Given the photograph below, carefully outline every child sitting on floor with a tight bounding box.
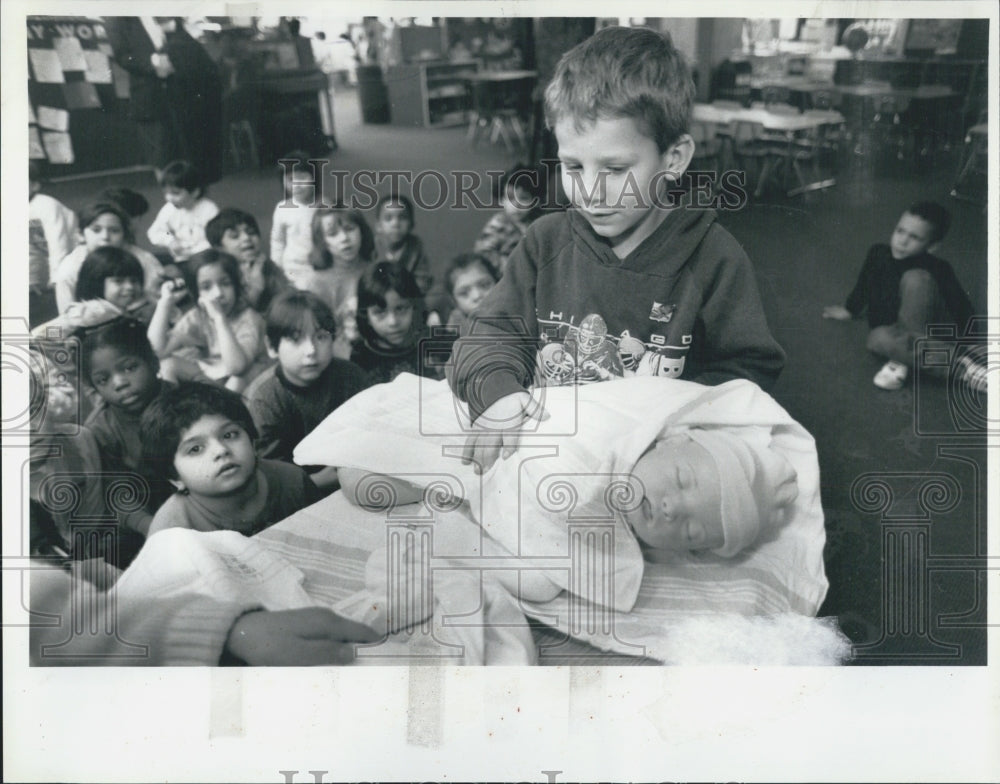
[148,249,270,392]
[270,150,323,289]
[307,204,375,317]
[142,382,321,536]
[349,261,444,385]
[444,252,500,336]
[147,159,219,264]
[206,207,290,313]
[472,164,544,276]
[373,191,433,296]
[34,247,155,337]
[29,161,78,327]
[53,201,164,314]
[246,290,370,494]
[823,201,984,392]
[81,318,175,537]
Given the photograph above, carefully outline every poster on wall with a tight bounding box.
[27,15,140,175]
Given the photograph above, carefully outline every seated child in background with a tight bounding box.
[350,261,445,385]
[29,348,106,556]
[34,247,155,337]
[444,253,500,336]
[147,159,219,264]
[307,204,375,316]
[472,164,544,276]
[142,382,322,536]
[148,249,270,392]
[823,201,984,392]
[332,295,359,360]
[373,192,433,296]
[53,202,164,314]
[451,26,785,473]
[270,150,323,289]
[82,318,175,537]
[29,161,78,327]
[246,291,370,494]
[99,187,150,224]
[206,208,290,313]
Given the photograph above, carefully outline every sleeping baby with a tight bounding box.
[340,420,800,605]
[624,426,799,561]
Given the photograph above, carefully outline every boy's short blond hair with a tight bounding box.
[543,26,695,152]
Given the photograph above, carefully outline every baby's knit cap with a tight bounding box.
[685,428,798,558]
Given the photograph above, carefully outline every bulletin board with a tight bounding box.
[27,16,146,178]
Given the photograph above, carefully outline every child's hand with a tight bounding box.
[822,305,852,320]
[159,278,188,306]
[224,607,380,666]
[460,391,549,474]
[200,293,227,321]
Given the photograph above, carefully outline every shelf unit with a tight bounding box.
[385,60,481,128]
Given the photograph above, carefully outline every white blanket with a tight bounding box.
[283,375,847,663]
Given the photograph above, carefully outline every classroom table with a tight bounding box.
[693,103,846,196]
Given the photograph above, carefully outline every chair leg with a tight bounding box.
[754,156,775,198]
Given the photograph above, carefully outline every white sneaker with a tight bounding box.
[874,360,909,390]
[958,356,988,394]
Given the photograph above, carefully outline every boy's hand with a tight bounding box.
[822,305,852,320]
[225,607,380,666]
[460,391,549,474]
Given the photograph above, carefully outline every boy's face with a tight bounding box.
[171,414,257,498]
[219,223,262,265]
[625,436,724,553]
[163,186,198,210]
[451,264,496,316]
[88,346,157,414]
[270,312,335,387]
[555,115,692,250]
[377,204,412,246]
[890,212,936,260]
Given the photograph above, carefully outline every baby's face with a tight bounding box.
[625,436,724,552]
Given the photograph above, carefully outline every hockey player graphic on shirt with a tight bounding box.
[562,314,624,383]
[536,309,690,386]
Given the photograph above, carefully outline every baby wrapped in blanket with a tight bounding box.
[339,377,801,610]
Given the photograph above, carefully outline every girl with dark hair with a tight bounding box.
[350,261,445,385]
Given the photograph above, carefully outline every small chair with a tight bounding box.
[732,120,774,197]
[870,95,913,163]
[466,78,530,153]
[689,119,724,175]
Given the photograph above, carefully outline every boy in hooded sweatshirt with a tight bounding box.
[449,26,785,472]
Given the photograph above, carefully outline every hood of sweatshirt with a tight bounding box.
[565,205,719,277]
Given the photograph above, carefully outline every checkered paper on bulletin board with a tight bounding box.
[28,16,139,174]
